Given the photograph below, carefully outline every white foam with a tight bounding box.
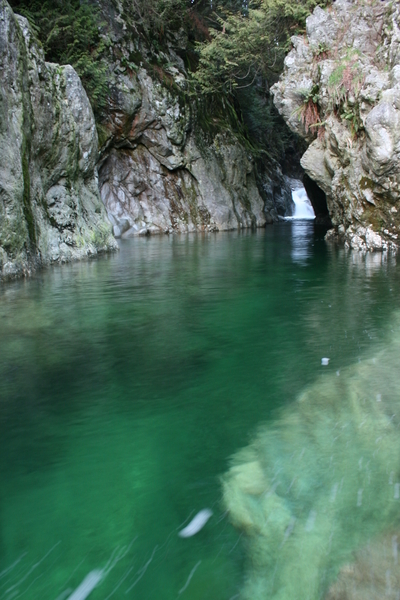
[287,187,315,220]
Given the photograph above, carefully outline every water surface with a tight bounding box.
[1,223,400,599]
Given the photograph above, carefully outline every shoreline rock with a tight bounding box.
[0,0,117,283]
[272,0,400,252]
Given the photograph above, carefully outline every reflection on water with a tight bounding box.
[348,247,396,277]
[291,221,315,265]
[1,225,400,599]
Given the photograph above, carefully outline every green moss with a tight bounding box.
[21,148,36,248]
[96,123,111,149]
[14,13,37,251]
[359,176,374,190]
[90,223,112,249]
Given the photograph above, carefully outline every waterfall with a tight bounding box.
[287,186,315,220]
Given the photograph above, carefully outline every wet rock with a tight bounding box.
[326,532,400,600]
[222,313,400,599]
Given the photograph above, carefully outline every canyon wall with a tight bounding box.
[273,0,400,251]
[0,0,117,281]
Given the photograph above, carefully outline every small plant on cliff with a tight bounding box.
[294,84,324,137]
[312,42,330,61]
[328,51,365,135]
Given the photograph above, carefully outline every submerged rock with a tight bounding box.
[272,0,400,251]
[326,531,400,600]
[223,313,400,599]
[0,0,117,282]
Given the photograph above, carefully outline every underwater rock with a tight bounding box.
[326,531,400,600]
[223,314,400,599]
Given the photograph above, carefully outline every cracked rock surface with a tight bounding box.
[0,0,117,281]
[272,0,400,251]
[96,0,291,236]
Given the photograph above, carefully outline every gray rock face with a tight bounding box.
[0,0,117,281]
[95,1,290,235]
[272,0,400,251]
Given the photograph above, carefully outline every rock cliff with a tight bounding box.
[0,0,294,282]
[94,0,292,237]
[272,0,400,251]
[0,0,118,281]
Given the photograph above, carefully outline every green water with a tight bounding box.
[1,223,400,600]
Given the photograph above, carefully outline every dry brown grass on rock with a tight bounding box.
[302,99,321,134]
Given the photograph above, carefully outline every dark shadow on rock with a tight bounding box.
[303,174,332,227]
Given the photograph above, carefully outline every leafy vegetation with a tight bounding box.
[8,0,332,163]
[192,0,331,95]
[9,0,109,118]
[189,0,331,160]
[124,0,187,37]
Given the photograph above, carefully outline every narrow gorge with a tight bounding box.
[2,2,400,600]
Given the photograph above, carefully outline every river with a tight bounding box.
[1,223,400,599]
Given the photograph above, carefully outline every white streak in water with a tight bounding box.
[330,483,339,503]
[305,510,317,532]
[125,545,158,593]
[61,558,87,589]
[216,510,228,524]
[0,554,27,580]
[13,556,57,599]
[178,561,201,594]
[104,565,134,600]
[103,537,137,578]
[178,509,213,538]
[55,589,73,600]
[280,517,296,547]
[66,571,103,600]
[229,533,243,554]
[5,542,61,595]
